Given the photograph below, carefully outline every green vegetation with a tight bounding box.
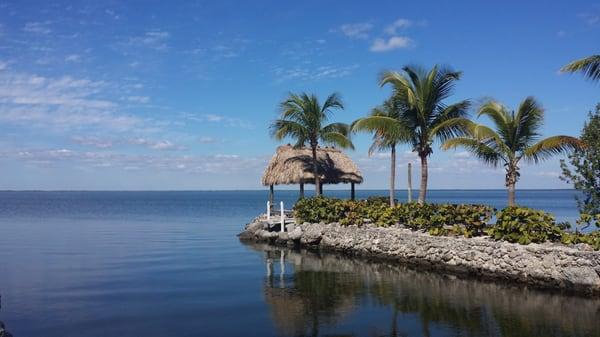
[486,206,565,244]
[442,97,583,206]
[270,92,353,196]
[294,196,600,249]
[561,55,600,82]
[378,65,471,204]
[561,104,600,228]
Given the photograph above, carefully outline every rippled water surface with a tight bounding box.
[0,190,598,337]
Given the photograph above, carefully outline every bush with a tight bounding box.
[486,207,565,244]
[294,197,494,235]
[560,228,600,250]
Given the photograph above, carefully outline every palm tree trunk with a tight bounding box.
[506,164,517,207]
[311,145,320,196]
[389,144,396,207]
[418,154,428,204]
[508,182,516,207]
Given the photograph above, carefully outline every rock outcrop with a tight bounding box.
[239,219,600,295]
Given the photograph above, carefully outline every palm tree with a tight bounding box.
[352,97,410,206]
[442,97,584,206]
[271,92,354,196]
[561,55,600,82]
[380,65,471,204]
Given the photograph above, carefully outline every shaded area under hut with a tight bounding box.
[262,145,363,206]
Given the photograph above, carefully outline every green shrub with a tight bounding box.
[561,230,600,250]
[487,207,565,244]
[294,197,493,234]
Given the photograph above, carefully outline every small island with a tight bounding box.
[241,63,600,297]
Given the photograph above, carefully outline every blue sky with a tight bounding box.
[0,0,598,190]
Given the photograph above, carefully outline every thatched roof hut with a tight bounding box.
[262,145,362,201]
[262,145,363,186]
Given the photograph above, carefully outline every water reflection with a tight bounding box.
[246,243,600,337]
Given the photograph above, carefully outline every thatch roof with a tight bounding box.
[262,145,363,186]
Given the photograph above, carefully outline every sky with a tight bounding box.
[0,0,599,190]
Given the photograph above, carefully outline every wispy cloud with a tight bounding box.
[384,18,412,35]
[72,135,114,149]
[129,138,183,151]
[335,22,373,39]
[65,54,82,63]
[182,113,253,128]
[273,64,359,82]
[11,147,267,175]
[370,36,412,52]
[23,21,52,35]
[127,30,170,51]
[125,95,150,104]
[0,70,143,132]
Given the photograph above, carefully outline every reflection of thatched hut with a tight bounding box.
[262,145,363,202]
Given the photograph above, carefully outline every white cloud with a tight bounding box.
[199,136,217,144]
[72,136,114,149]
[273,64,358,82]
[452,151,471,159]
[129,138,182,151]
[65,54,82,63]
[23,21,52,35]
[127,30,170,51]
[0,70,143,131]
[126,95,150,104]
[10,147,267,175]
[0,61,7,71]
[370,36,412,52]
[384,18,412,35]
[337,23,373,39]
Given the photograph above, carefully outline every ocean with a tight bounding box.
[0,190,598,337]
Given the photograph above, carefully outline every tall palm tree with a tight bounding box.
[380,65,471,204]
[442,97,584,206]
[352,97,410,206]
[271,92,354,196]
[561,55,600,82]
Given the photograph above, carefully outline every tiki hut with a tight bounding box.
[262,145,363,203]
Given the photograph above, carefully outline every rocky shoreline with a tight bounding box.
[238,216,600,296]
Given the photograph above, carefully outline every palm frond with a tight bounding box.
[270,119,309,146]
[321,131,354,150]
[321,92,344,115]
[442,137,502,167]
[561,55,600,81]
[514,96,543,147]
[430,116,471,143]
[523,135,584,163]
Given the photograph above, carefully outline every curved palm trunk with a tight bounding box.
[311,145,320,196]
[418,154,428,204]
[390,144,396,207]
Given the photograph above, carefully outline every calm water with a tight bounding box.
[0,190,598,337]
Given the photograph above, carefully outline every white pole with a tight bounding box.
[280,201,285,232]
[267,201,271,220]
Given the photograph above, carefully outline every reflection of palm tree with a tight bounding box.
[243,243,600,337]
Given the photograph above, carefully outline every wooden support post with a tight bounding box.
[269,184,274,212]
[299,181,304,199]
[267,201,271,220]
[280,201,285,232]
[407,163,412,203]
[351,182,355,201]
